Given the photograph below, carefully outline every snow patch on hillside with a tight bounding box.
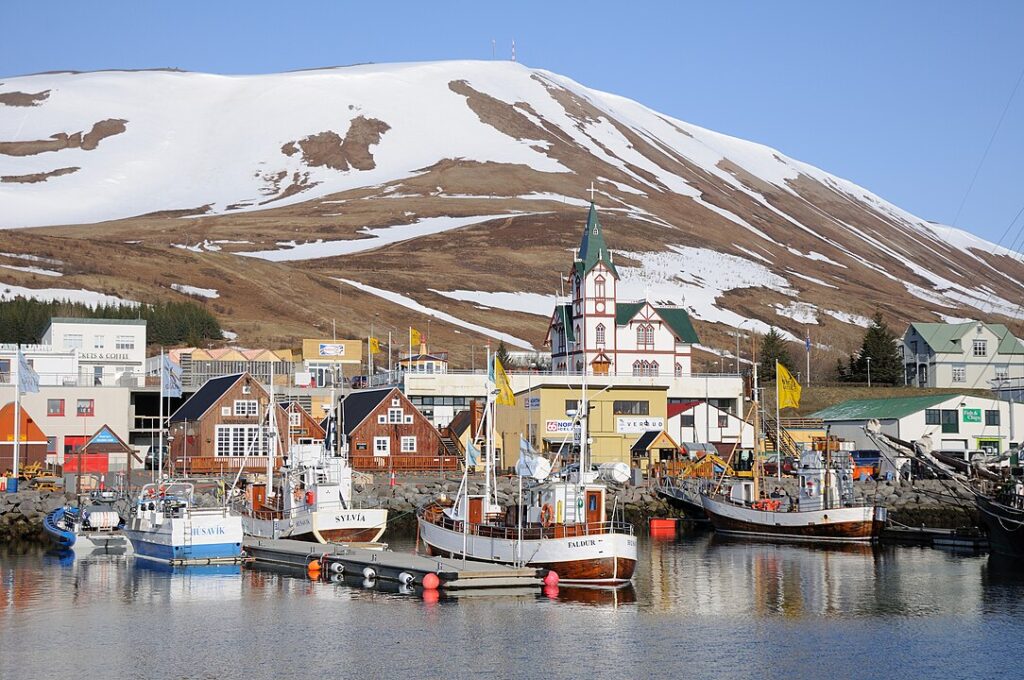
[0,264,63,277]
[336,278,535,349]
[0,283,137,306]
[824,310,871,326]
[614,246,798,339]
[430,289,556,316]
[241,213,526,262]
[171,283,219,298]
[775,302,819,324]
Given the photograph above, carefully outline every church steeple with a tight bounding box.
[576,201,619,279]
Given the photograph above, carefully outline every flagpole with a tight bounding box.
[13,345,21,485]
[158,348,165,482]
[806,329,811,386]
[775,361,781,481]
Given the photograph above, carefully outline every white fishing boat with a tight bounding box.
[124,482,244,563]
[418,353,637,585]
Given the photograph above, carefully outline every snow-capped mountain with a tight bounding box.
[0,61,1020,356]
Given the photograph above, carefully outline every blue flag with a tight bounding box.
[466,440,480,467]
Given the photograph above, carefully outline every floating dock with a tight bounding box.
[881,526,988,551]
[243,538,547,589]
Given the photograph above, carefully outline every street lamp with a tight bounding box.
[866,356,872,388]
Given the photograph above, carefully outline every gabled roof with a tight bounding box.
[812,394,956,421]
[447,408,473,437]
[631,430,679,454]
[83,424,132,453]
[548,303,574,343]
[169,373,245,422]
[574,202,619,279]
[340,387,397,435]
[615,301,700,344]
[667,401,702,418]
[910,322,1024,355]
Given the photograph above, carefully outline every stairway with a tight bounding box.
[762,413,800,459]
[439,436,461,458]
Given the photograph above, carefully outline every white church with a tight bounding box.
[545,202,700,376]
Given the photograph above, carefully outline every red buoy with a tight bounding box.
[543,570,559,586]
[422,572,440,590]
[305,490,315,505]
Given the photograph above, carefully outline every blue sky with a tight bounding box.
[2,1,1022,243]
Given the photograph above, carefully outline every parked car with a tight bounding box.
[763,455,796,477]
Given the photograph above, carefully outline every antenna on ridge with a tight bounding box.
[492,39,496,60]
[511,40,516,62]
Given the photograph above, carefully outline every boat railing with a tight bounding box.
[994,491,1024,511]
[421,506,633,540]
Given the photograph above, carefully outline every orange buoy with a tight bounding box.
[543,570,560,587]
[307,560,322,578]
[305,490,315,505]
[422,572,440,590]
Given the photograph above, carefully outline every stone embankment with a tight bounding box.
[0,476,979,543]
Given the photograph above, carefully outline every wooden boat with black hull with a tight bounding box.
[417,354,637,586]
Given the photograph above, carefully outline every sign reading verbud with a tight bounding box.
[616,417,665,434]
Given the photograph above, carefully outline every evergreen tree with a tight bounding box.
[757,328,795,383]
[495,341,512,368]
[845,312,902,385]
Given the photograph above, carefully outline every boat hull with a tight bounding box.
[125,508,243,563]
[975,495,1024,558]
[701,495,885,543]
[417,517,637,585]
[242,508,388,544]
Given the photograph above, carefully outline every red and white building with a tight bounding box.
[546,202,700,376]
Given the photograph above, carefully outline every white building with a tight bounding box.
[546,202,698,377]
[0,343,78,386]
[903,321,1024,388]
[43,318,147,387]
[668,400,755,452]
[814,393,1024,453]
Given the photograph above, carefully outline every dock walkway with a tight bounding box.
[243,538,546,589]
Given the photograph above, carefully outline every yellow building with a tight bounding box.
[300,338,364,419]
[495,382,669,468]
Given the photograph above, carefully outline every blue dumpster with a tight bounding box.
[6,478,17,493]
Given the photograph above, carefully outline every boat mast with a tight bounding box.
[266,364,276,500]
[752,361,761,502]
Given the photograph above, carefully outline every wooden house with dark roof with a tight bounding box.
[277,401,326,447]
[340,387,456,472]
[167,372,283,475]
[545,202,699,376]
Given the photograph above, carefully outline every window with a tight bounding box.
[288,412,301,427]
[242,385,252,395]
[986,410,1000,426]
[233,399,258,417]
[76,399,94,417]
[0,359,8,382]
[388,408,404,424]
[973,339,987,357]
[650,361,659,376]
[632,360,643,376]
[404,415,413,424]
[93,366,103,386]
[925,409,940,425]
[636,324,654,348]
[595,276,606,299]
[46,436,57,454]
[910,340,918,356]
[115,335,135,350]
[681,415,695,427]
[391,398,400,407]
[613,400,649,415]
[400,436,417,453]
[356,442,368,451]
[93,335,105,349]
[378,414,387,424]
[675,363,682,377]
[47,399,64,416]
[952,364,966,383]
[718,415,729,428]
[941,410,959,434]
[595,323,606,345]
[221,406,230,416]
[996,365,1010,381]
[65,334,83,350]
[374,437,390,455]
[565,399,580,413]
[214,425,264,457]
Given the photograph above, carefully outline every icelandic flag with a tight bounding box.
[17,350,39,394]
[162,354,183,398]
[465,440,481,467]
[805,332,811,353]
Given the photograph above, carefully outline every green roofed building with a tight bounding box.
[903,321,1024,388]
[545,200,699,377]
[812,393,1022,453]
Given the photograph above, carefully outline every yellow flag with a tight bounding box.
[369,337,381,354]
[777,361,801,410]
[410,327,422,347]
[494,356,515,406]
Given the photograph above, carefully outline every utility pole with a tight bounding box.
[867,357,872,388]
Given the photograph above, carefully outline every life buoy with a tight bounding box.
[540,503,555,528]
[305,490,315,505]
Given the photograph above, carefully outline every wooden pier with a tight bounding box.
[243,538,548,589]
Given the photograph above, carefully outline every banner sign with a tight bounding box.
[545,419,575,434]
[524,396,540,410]
[318,343,346,357]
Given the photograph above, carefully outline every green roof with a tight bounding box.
[614,302,700,344]
[910,322,1024,355]
[655,307,700,344]
[51,317,146,326]
[813,394,956,421]
[575,202,618,279]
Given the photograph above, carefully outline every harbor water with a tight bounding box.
[2,532,1022,679]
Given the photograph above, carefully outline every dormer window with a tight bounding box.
[595,276,606,300]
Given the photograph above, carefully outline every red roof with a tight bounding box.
[667,401,702,418]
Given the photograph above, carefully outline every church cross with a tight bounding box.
[588,181,597,202]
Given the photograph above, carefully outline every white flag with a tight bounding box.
[18,351,39,394]
[515,436,551,481]
[162,354,183,398]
